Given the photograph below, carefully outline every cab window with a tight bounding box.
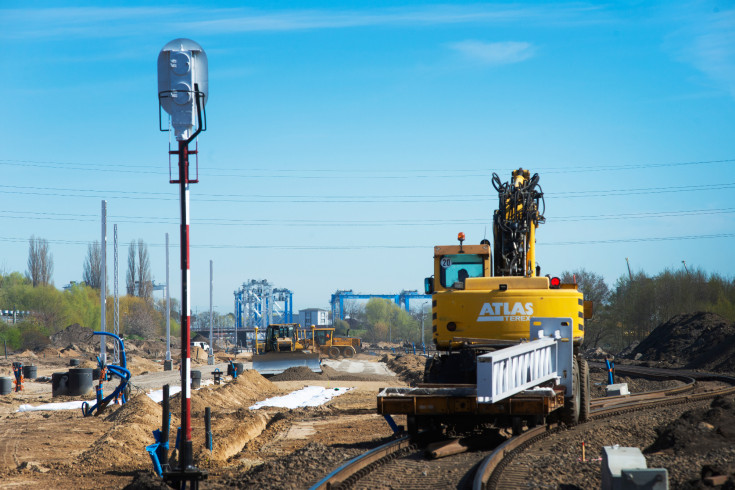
[440,254,484,288]
[314,330,331,345]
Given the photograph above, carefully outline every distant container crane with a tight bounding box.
[234,280,294,330]
[330,289,430,322]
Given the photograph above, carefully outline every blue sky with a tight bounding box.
[1,2,734,316]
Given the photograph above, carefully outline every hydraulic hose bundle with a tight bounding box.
[491,169,545,277]
[81,332,131,417]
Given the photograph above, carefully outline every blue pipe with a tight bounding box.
[605,358,615,385]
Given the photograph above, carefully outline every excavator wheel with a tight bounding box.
[578,357,591,422]
[342,346,356,358]
[328,346,340,359]
[561,356,581,426]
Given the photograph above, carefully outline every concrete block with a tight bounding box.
[606,382,630,396]
[602,446,646,490]
[621,468,668,489]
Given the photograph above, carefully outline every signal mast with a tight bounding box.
[157,38,208,488]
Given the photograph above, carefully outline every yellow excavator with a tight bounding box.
[378,169,593,434]
[252,323,322,376]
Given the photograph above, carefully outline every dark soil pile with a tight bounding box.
[50,323,95,347]
[380,354,426,386]
[269,364,395,383]
[646,396,735,455]
[269,366,323,381]
[628,312,735,372]
[215,441,363,489]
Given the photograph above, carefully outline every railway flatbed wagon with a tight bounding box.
[377,385,565,418]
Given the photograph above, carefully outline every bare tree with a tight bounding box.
[83,241,103,289]
[26,235,53,287]
[137,239,153,300]
[126,241,137,296]
[126,239,153,299]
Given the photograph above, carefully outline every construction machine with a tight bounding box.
[378,169,593,435]
[299,326,362,359]
[251,323,322,376]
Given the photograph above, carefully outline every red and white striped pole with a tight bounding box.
[177,140,193,468]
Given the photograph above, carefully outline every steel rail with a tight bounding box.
[309,435,414,490]
[309,366,733,490]
[473,368,735,490]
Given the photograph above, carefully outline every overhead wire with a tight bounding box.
[0,233,732,249]
[0,208,734,226]
[1,182,735,203]
[0,157,733,179]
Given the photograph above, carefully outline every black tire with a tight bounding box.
[561,356,581,426]
[578,357,591,423]
[424,355,438,383]
[343,346,356,358]
[328,346,340,359]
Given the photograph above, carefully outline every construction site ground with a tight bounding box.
[0,338,412,490]
[1,312,735,488]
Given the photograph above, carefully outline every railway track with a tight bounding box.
[310,365,735,490]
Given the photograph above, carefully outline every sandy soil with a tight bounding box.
[0,339,409,489]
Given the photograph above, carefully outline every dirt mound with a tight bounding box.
[628,312,735,372]
[380,354,425,386]
[174,370,281,415]
[104,392,162,425]
[191,346,208,361]
[270,366,323,381]
[78,394,167,471]
[646,396,735,455]
[194,409,269,463]
[50,323,95,347]
[16,350,38,359]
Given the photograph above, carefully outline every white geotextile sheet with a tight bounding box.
[249,385,351,410]
[15,381,345,412]
[16,379,214,412]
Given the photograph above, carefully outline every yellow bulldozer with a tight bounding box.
[251,323,321,375]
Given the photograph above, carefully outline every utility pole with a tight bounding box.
[682,260,691,277]
[420,306,424,346]
[164,232,171,370]
[625,257,633,282]
[208,259,214,365]
[100,200,107,364]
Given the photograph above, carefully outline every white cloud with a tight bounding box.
[0,5,608,40]
[448,41,535,65]
[665,6,735,98]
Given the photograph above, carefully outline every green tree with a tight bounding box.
[63,282,101,329]
[364,298,419,343]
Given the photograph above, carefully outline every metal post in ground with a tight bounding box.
[208,260,214,365]
[164,232,172,371]
[100,200,107,364]
[158,38,208,488]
